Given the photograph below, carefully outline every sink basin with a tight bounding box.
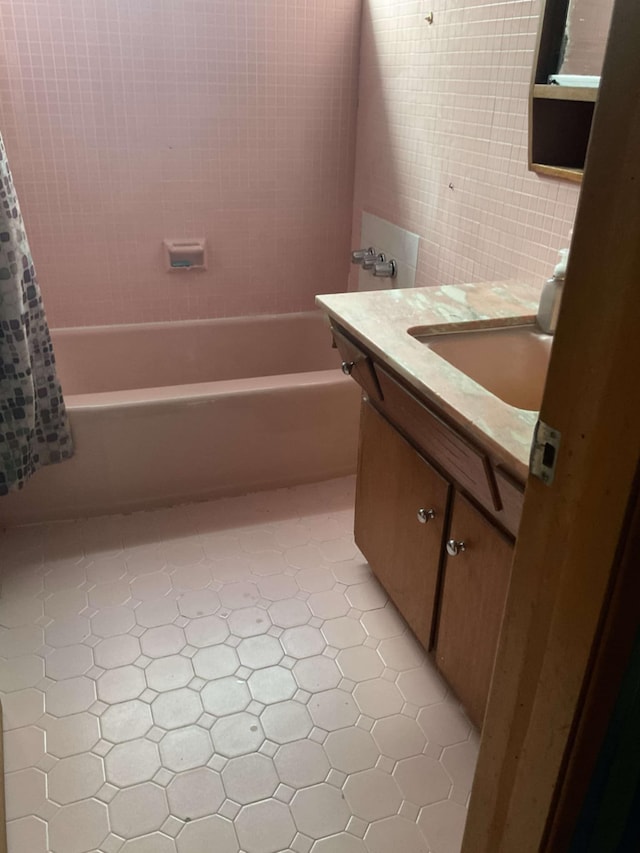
[410,324,552,411]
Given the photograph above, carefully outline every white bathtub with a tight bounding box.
[0,312,360,525]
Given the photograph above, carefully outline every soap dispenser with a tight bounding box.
[537,248,568,334]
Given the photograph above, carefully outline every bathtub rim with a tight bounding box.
[65,368,350,412]
[51,308,330,335]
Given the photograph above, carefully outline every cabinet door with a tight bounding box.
[435,493,514,728]
[355,401,450,649]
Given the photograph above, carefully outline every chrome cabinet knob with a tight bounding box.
[417,508,436,524]
[446,539,466,557]
[341,361,355,376]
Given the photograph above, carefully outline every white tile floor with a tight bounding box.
[0,477,478,853]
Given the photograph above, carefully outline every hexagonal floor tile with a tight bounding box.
[94,635,141,669]
[290,783,350,838]
[323,728,379,774]
[140,625,186,658]
[248,666,297,704]
[109,782,170,838]
[152,687,203,729]
[46,676,96,716]
[268,599,312,629]
[237,635,283,669]
[221,753,279,804]
[101,699,154,742]
[44,712,101,757]
[185,616,229,648]
[159,726,213,772]
[235,800,295,853]
[48,752,105,805]
[97,666,146,704]
[312,833,367,852]
[260,700,313,744]
[176,815,237,852]
[227,607,271,639]
[201,676,250,716]
[393,755,452,806]
[417,799,468,853]
[365,815,429,853]
[308,689,359,731]
[336,646,384,681]
[0,479,474,853]
[307,591,350,620]
[146,656,193,692]
[192,645,238,680]
[417,701,471,747]
[211,712,264,758]
[91,605,136,638]
[372,715,426,760]
[321,616,366,649]
[122,833,176,853]
[48,798,109,853]
[281,626,325,658]
[4,726,45,772]
[353,679,404,719]
[105,738,162,787]
[343,769,402,822]
[273,739,330,789]
[440,740,479,794]
[177,589,220,619]
[167,767,225,820]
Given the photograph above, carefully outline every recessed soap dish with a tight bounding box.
[164,239,207,271]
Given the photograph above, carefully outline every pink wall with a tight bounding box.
[349,0,581,293]
[0,0,361,327]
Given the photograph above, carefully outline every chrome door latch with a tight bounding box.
[530,419,561,485]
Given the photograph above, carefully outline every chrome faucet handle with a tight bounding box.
[373,259,397,279]
[362,252,386,270]
[351,247,377,265]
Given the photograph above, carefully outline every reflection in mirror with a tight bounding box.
[559,0,615,79]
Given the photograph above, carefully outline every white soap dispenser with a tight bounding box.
[537,248,568,334]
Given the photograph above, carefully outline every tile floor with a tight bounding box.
[0,477,478,853]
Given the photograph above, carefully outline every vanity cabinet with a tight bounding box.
[355,402,450,648]
[435,493,514,728]
[334,320,521,728]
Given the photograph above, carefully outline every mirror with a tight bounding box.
[559,0,614,78]
[529,0,615,182]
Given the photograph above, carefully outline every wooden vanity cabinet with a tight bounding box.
[355,402,450,648]
[333,320,521,727]
[435,493,514,729]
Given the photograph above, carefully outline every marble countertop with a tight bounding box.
[316,280,544,481]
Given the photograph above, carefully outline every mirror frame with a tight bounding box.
[529,0,599,183]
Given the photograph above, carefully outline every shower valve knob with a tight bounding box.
[351,247,377,265]
[363,252,386,270]
[373,259,397,278]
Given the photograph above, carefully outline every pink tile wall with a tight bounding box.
[350,0,581,293]
[0,0,361,327]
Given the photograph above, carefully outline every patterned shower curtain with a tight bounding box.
[0,133,73,495]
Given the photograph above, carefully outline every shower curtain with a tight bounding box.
[0,133,73,495]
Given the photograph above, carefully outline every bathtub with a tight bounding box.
[0,312,360,526]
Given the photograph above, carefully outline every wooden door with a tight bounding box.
[436,493,514,728]
[355,401,450,649]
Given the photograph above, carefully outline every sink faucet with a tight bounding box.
[537,249,568,334]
